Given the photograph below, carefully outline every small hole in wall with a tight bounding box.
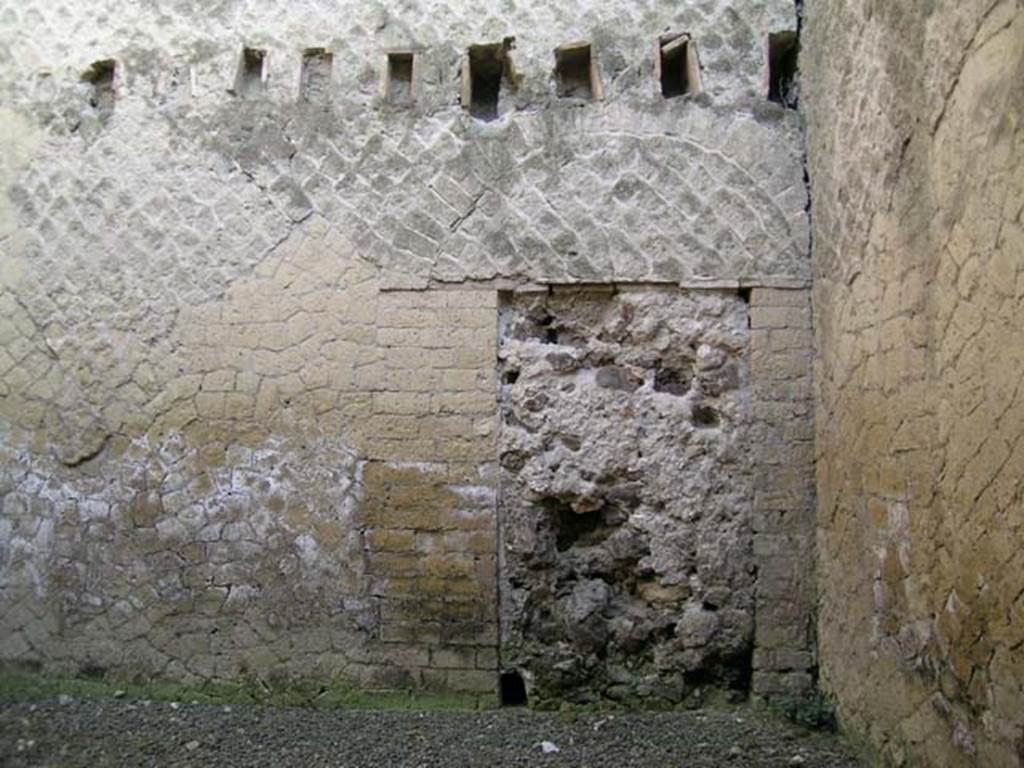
[768,31,799,107]
[235,47,267,98]
[503,369,520,385]
[556,508,605,551]
[466,42,508,121]
[659,34,701,98]
[692,404,720,428]
[654,365,693,396]
[300,48,333,103]
[698,648,754,694]
[738,288,753,329]
[77,662,107,680]
[387,52,414,104]
[500,671,528,706]
[82,59,116,114]
[555,42,597,100]
[547,499,607,551]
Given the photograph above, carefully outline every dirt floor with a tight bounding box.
[0,694,865,767]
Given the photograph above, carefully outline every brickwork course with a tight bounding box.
[1,0,1018,762]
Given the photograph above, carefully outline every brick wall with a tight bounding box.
[358,289,499,695]
[748,287,816,698]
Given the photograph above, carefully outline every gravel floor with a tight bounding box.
[0,696,863,767]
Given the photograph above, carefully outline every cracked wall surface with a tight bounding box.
[804,0,1024,764]
[1,0,812,698]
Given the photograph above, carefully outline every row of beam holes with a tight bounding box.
[80,34,799,118]
[465,33,798,119]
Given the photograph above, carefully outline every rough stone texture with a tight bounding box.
[0,0,813,699]
[497,288,755,706]
[803,0,1024,764]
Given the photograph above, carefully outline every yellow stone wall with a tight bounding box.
[804,0,1024,764]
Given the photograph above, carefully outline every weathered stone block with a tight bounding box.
[431,646,477,670]
[446,668,497,695]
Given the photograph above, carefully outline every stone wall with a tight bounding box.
[494,284,814,706]
[803,0,1024,764]
[497,287,756,706]
[0,0,813,701]
[748,287,815,699]
[1,218,500,694]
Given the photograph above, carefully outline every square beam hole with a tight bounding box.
[387,52,414,104]
[300,48,333,103]
[466,42,506,121]
[768,31,799,107]
[659,34,700,98]
[555,42,598,100]
[235,47,267,98]
[82,59,116,114]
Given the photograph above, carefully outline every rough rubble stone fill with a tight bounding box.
[497,289,754,706]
